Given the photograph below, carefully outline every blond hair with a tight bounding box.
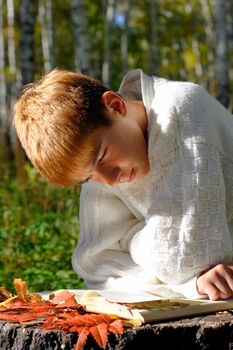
[13,69,111,185]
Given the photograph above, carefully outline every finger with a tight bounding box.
[197,264,233,300]
[219,290,233,299]
[213,276,231,295]
[213,265,233,298]
[203,283,220,301]
[198,276,229,300]
[224,263,233,271]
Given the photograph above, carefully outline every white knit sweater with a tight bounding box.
[72,69,233,299]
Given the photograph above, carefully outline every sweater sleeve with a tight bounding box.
[129,83,233,287]
[72,181,205,298]
[72,181,149,290]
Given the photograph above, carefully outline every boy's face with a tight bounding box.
[81,97,149,186]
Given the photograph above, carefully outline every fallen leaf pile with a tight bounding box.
[0,279,135,350]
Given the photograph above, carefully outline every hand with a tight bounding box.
[196,262,233,301]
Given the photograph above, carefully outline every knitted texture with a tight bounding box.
[72,70,233,298]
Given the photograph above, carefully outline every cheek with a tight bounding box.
[110,134,146,164]
[110,147,131,166]
[127,140,146,158]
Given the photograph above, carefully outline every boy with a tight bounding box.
[14,68,233,300]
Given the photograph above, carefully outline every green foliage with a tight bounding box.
[1,0,232,294]
[0,163,84,292]
[9,0,230,92]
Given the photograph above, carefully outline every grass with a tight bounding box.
[0,162,84,292]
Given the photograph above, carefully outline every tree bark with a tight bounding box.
[70,0,93,75]
[7,0,16,75]
[121,0,133,75]
[192,39,203,80]
[199,0,215,90]
[102,0,117,86]
[19,0,37,86]
[214,0,230,108]
[225,0,233,112]
[39,0,54,73]
[14,0,37,182]
[7,0,20,167]
[0,0,9,169]
[149,0,159,75]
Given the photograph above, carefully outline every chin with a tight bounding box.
[133,163,150,182]
[137,170,148,181]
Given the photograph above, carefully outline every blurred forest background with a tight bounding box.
[0,0,233,292]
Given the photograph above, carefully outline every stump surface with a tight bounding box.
[1,311,233,349]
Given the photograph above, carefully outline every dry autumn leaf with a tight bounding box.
[0,279,130,350]
[13,279,30,303]
[0,287,12,302]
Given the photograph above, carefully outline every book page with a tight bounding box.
[40,289,168,303]
[39,289,233,322]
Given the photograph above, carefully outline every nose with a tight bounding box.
[93,165,121,186]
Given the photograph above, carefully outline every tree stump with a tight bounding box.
[0,311,233,349]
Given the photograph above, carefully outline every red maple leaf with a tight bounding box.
[50,291,75,304]
[43,311,125,349]
[108,319,124,334]
[90,322,108,349]
[75,326,89,350]
[0,280,127,350]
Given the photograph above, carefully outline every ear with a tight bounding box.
[102,91,127,116]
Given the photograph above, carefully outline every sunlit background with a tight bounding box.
[0,0,232,292]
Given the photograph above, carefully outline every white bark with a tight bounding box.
[102,0,117,86]
[70,0,92,75]
[199,0,215,88]
[192,39,203,80]
[225,0,233,111]
[200,0,215,41]
[39,0,53,73]
[0,0,8,141]
[7,0,18,151]
[7,0,16,74]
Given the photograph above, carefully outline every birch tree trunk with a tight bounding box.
[39,0,54,73]
[19,0,36,86]
[13,0,37,182]
[121,0,133,75]
[177,39,187,80]
[102,0,117,86]
[7,0,17,104]
[0,0,9,168]
[149,0,159,75]
[214,0,230,107]
[7,0,16,75]
[199,0,215,90]
[7,0,20,160]
[225,0,233,112]
[192,39,203,80]
[70,0,92,75]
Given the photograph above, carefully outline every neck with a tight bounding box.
[126,100,148,137]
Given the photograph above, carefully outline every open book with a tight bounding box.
[41,289,233,324]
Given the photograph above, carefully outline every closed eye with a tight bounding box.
[98,148,107,164]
